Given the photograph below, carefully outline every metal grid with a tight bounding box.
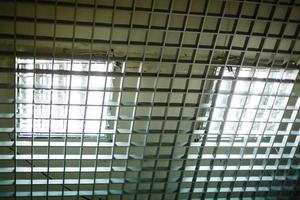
[0,0,300,199]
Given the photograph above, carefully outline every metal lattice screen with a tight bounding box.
[0,0,300,199]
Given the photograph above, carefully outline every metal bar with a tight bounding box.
[61,0,78,198]
[148,0,175,199]
[1,0,299,23]
[46,0,58,198]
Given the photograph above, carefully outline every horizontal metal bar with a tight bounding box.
[1,140,298,148]
[9,87,300,97]
[1,67,298,83]
[1,51,299,67]
[9,101,300,111]
[0,16,299,39]
[13,129,300,136]
[0,165,299,174]
[0,186,295,197]
[1,0,299,22]
[0,33,299,57]
[0,175,298,186]
[0,154,294,161]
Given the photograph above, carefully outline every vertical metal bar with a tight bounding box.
[252,1,296,198]
[132,1,156,200]
[147,0,175,199]
[13,0,17,198]
[161,0,193,198]
[123,0,138,198]
[61,0,78,198]
[184,0,211,199]
[90,0,117,199]
[194,2,229,199]
[271,25,300,200]
[75,0,98,198]
[30,1,38,199]
[223,3,260,199]
[213,2,244,199]
[104,0,120,197]
[239,1,280,198]
[46,1,58,199]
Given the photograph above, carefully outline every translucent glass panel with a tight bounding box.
[209,68,298,135]
[16,58,114,138]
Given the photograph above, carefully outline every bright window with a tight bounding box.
[209,67,299,135]
[16,58,115,139]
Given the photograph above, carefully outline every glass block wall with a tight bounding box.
[0,0,299,199]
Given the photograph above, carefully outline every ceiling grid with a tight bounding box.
[0,0,299,199]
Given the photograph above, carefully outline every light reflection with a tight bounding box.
[16,58,114,138]
[209,67,298,135]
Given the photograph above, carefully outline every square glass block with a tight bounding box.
[86,106,103,119]
[223,122,238,134]
[34,89,51,103]
[85,120,100,133]
[53,61,71,70]
[33,119,50,132]
[269,69,284,79]
[283,69,298,80]
[219,80,232,92]
[17,104,32,117]
[235,81,250,93]
[70,91,86,104]
[90,62,113,72]
[269,110,284,122]
[17,118,32,132]
[254,68,269,78]
[69,105,85,119]
[241,109,256,121]
[278,83,294,95]
[89,76,107,89]
[274,97,288,109]
[17,88,33,103]
[230,95,247,108]
[35,74,52,88]
[72,62,89,71]
[227,108,242,121]
[34,105,50,118]
[255,109,270,122]
[51,105,68,118]
[264,82,280,95]
[245,95,261,108]
[18,73,34,87]
[52,90,69,104]
[250,81,265,94]
[53,75,70,88]
[259,96,275,108]
[87,91,105,105]
[212,108,225,120]
[239,68,253,77]
[237,122,252,134]
[71,75,88,89]
[265,123,279,133]
[215,94,229,106]
[68,120,84,133]
[209,122,222,133]
[252,122,266,134]
[51,120,67,132]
